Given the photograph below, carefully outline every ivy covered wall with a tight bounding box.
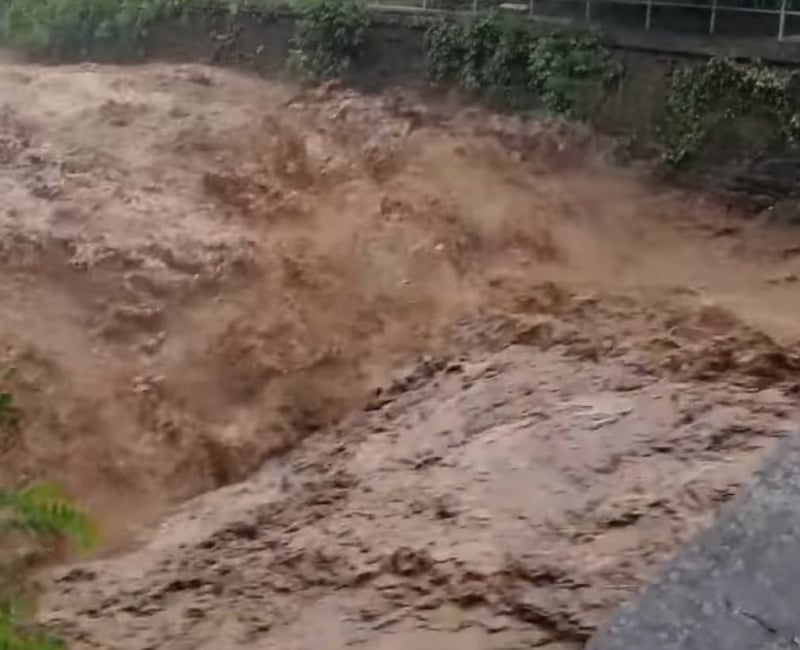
[3,0,800,205]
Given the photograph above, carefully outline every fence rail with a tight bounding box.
[369,0,800,41]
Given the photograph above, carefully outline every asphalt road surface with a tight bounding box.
[590,434,800,650]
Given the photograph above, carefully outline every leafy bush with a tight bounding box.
[288,0,367,81]
[0,483,96,551]
[4,0,152,55]
[482,23,535,107]
[425,15,615,114]
[528,32,615,114]
[458,12,503,93]
[0,0,249,56]
[425,17,466,82]
[426,13,528,103]
[0,482,95,650]
[661,58,800,166]
[0,384,95,650]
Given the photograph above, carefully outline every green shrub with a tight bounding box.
[0,383,95,650]
[0,482,95,650]
[288,0,367,81]
[483,23,535,107]
[0,0,244,57]
[425,17,466,82]
[0,483,96,551]
[527,32,615,115]
[424,15,615,114]
[5,0,146,55]
[458,12,503,93]
[426,13,531,104]
[661,58,800,166]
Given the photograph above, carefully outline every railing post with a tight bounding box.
[645,0,653,29]
[779,0,788,40]
[473,0,478,12]
[709,0,717,33]
[585,0,592,21]
[529,0,534,17]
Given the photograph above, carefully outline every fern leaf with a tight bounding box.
[0,484,96,551]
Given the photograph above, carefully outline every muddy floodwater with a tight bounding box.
[1,62,800,649]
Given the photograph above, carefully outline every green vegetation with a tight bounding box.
[0,382,95,650]
[8,0,799,169]
[0,391,20,447]
[0,0,275,57]
[0,483,95,551]
[2,0,178,55]
[288,0,367,80]
[661,57,800,166]
[0,0,612,110]
[0,0,368,78]
[528,32,616,114]
[425,13,616,114]
[0,611,62,650]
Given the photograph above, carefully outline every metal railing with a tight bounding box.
[368,0,800,41]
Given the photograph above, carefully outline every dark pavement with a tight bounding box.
[590,435,800,650]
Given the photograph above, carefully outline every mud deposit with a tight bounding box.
[3,61,800,648]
